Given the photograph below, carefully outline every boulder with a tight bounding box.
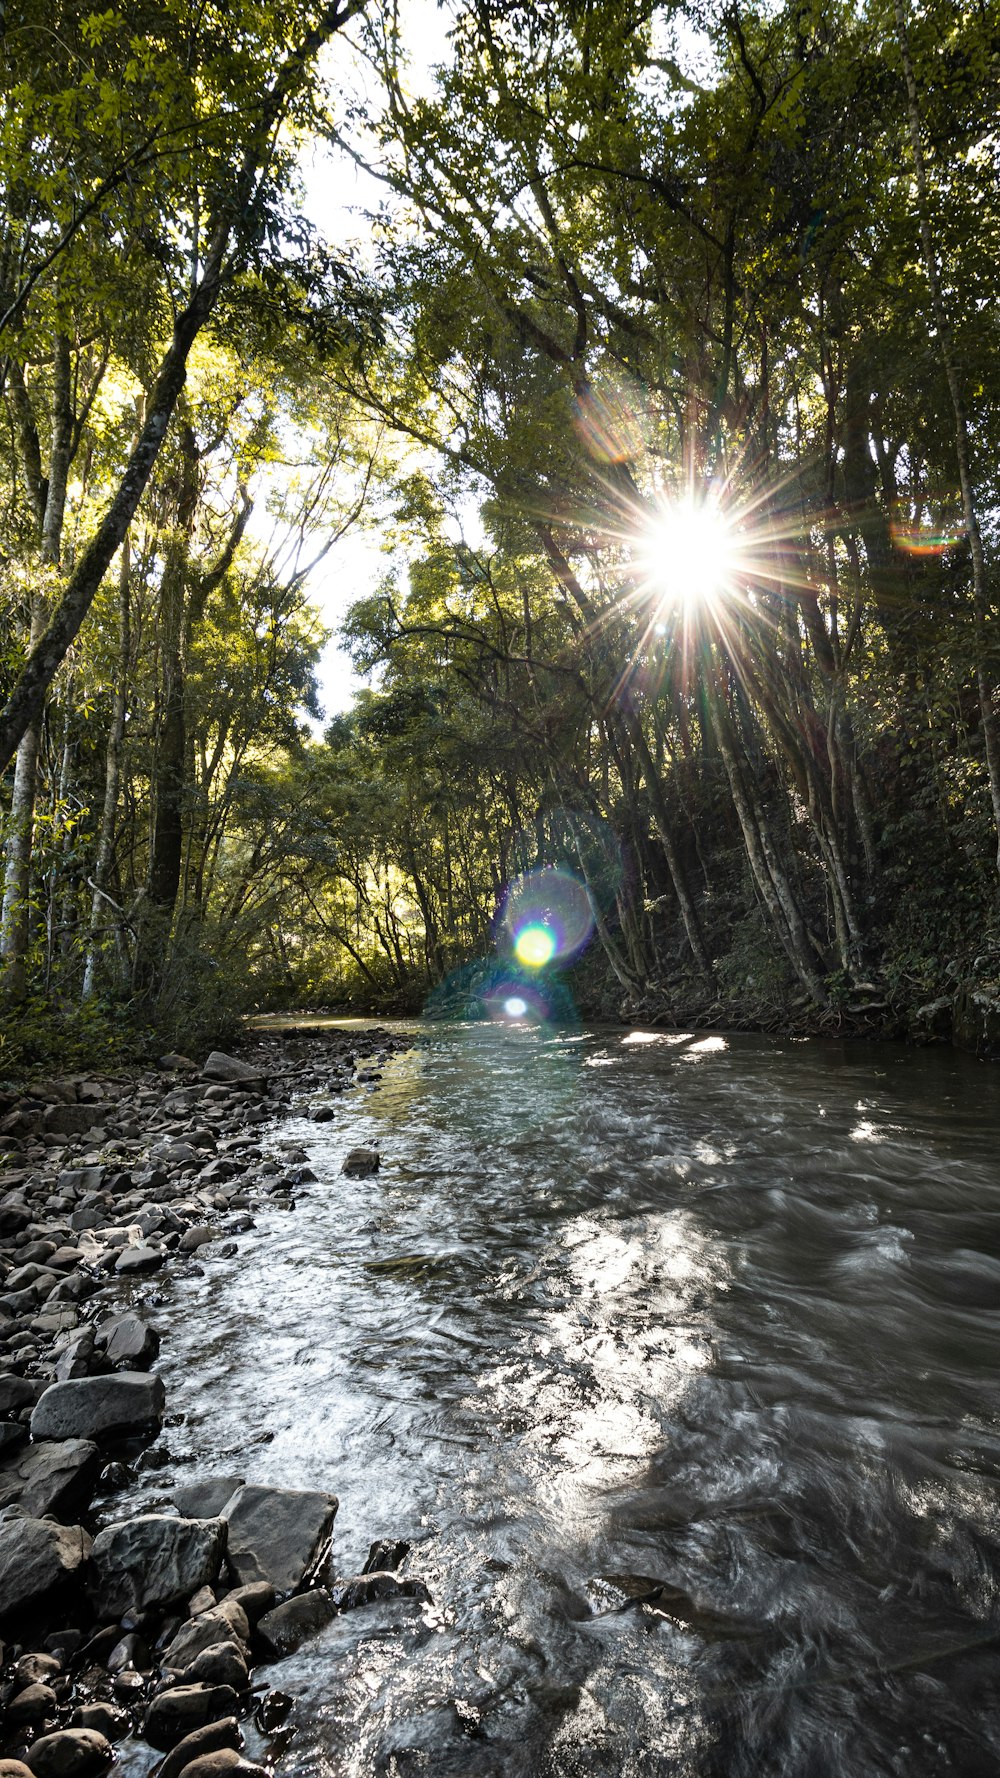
[329,1570,431,1612]
[162,1602,249,1671]
[68,1704,128,1742]
[24,1729,112,1777]
[179,1642,249,1692]
[222,1483,338,1594]
[0,1373,42,1414]
[114,1245,163,1276]
[0,1518,90,1621]
[89,1514,227,1619]
[7,1680,57,1723]
[155,1718,241,1778]
[202,1053,264,1086]
[255,1589,335,1660]
[31,1372,165,1444]
[223,1581,274,1625]
[341,1147,379,1177]
[176,1757,267,1778]
[143,1684,241,1751]
[0,1763,34,1777]
[174,1477,244,1520]
[0,1439,101,1519]
[94,1312,160,1370]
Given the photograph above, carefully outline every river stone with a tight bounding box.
[341,1147,379,1177]
[174,1477,244,1519]
[114,1244,163,1276]
[142,1683,241,1751]
[154,1719,241,1778]
[31,1372,165,1443]
[69,1704,128,1742]
[0,1436,100,1519]
[255,1589,335,1659]
[162,1601,250,1671]
[222,1484,338,1593]
[7,1680,57,1723]
[95,1313,160,1369]
[176,1757,267,1778]
[202,1053,264,1085]
[0,1518,91,1620]
[329,1570,431,1612]
[223,1581,275,1625]
[0,1763,34,1776]
[89,1514,227,1618]
[24,1728,113,1776]
[179,1642,249,1692]
[0,1373,41,1414]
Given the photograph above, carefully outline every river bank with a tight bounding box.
[0,1025,416,1778]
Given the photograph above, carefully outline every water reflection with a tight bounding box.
[112,1025,1000,1777]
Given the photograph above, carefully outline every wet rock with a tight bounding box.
[307,1105,335,1123]
[107,1630,150,1673]
[7,1680,57,1723]
[179,1227,215,1254]
[174,1477,244,1519]
[95,1313,160,1369]
[0,1763,34,1776]
[363,1537,411,1573]
[162,1602,250,1670]
[341,1148,379,1177]
[179,1641,249,1692]
[222,1484,337,1594]
[142,1683,241,1751]
[223,1581,274,1625]
[329,1570,431,1612]
[14,1653,61,1686]
[23,1729,112,1777]
[30,1372,165,1443]
[0,1518,90,1621]
[154,1718,241,1778]
[89,1514,227,1618]
[202,1054,264,1086]
[68,1704,128,1742]
[0,1438,101,1518]
[254,1689,292,1732]
[176,1755,267,1778]
[114,1245,164,1276]
[255,1589,334,1659]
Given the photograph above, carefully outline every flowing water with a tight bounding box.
[116,1022,1000,1777]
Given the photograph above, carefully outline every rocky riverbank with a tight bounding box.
[0,1025,423,1778]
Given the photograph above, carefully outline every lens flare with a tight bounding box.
[501,867,596,968]
[889,504,963,557]
[514,924,557,967]
[503,996,528,1018]
[639,497,739,608]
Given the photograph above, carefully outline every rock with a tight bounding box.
[89,1514,227,1618]
[180,1641,249,1692]
[7,1680,57,1722]
[0,1373,40,1414]
[255,1589,335,1659]
[95,1313,160,1369]
[223,1581,274,1625]
[142,1684,241,1751]
[179,1227,215,1253]
[162,1602,249,1671]
[154,1718,241,1778]
[0,1438,101,1518]
[177,1757,267,1778]
[23,1730,112,1777]
[14,1653,61,1685]
[31,1372,165,1443]
[363,1536,411,1573]
[202,1053,265,1085]
[158,1054,199,1072]
[307,1105,335,1123]
[0,1764,34,1777]
[69,1704,128,1742]
[341,1147,379,1177]
[188,1585,216,1615]
[222,1483,337,1594]
[114,1244,164,1275]
[329,1570,431,1611]
[174,1476,244,1519]
[0,1518,90,1621]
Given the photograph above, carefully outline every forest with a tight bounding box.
[2,0,999,1065]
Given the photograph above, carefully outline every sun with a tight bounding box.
[639,498,738,609]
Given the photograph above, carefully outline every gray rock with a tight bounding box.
[143,1684,241,1751]
[363,1536,411,1573]
[68,1704,128,1743]
[154,1718,241,1778]
[223,1580,274,1625]
[341,1147,379,1177]
[31,1372,165,1444]
[162,1602,249,1671]
[89,1514,227,1618]
[22,1729,111,1776]
[0,1439,100,1518]
[222,1483,337,1594]
[114,1244,163,1275]
[94,1312,159,1370]
[0,1373,40,1414]
[179,1227,215,1253]
[174,1476,244,1520]
[255,1589,335,1659]
[158,1054,199,1072]
[179,1641,249,1692]
[0,1519,91,1621]
[330,1570,431,1611]
[202,1053,265,1085]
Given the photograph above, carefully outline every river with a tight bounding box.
[116,1021,1000,1777]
